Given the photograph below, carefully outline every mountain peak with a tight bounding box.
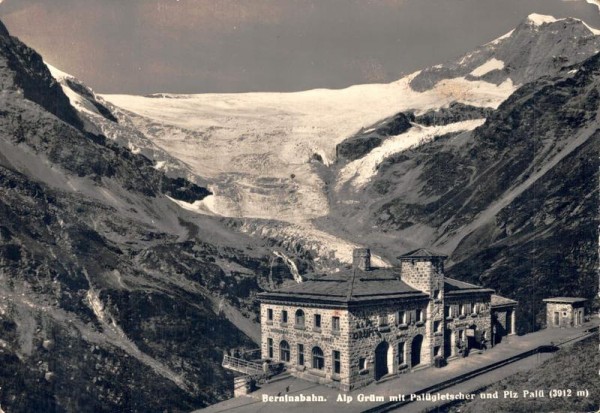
[409,12,600,92]
[525,13,559,26]
[0,20,9,37]
[520,13,600,35]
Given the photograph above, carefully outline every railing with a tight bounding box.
[222,355,264,374]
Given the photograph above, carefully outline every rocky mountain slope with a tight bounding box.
[329,48,600,333]
[0,21,299,413]
[452,336,600,412]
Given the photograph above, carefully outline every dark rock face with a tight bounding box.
[376,53,600,231]
[336,112,414,161]
[337,135,383,161]
[0,162,265,412]
[414,103,494,127]
[0,20,9,37]
[448,133,598,333]
[0,31,83,130]
[0,83,210,202]
[64,78,118,123]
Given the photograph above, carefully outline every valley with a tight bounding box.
[0,11,598,413]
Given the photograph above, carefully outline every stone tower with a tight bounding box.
[398,248,446,297]
[398,248,447,363]
[352,248,371,271]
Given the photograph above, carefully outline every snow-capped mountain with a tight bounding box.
[91,13,600,265]
[410,14,600,91]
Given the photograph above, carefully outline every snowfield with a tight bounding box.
[526,13,558,26]
[470,58,505,77]
[103,74,515,224]
[100,73,515,267]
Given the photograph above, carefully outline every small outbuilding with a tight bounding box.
[490,294,517,344]
[542,297,586,328]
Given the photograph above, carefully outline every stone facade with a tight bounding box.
[490,294,517,344]
[346,298,429,389]
[398,257,445,367]
[260,302,352,389]
[543,298,586,328]
[258,247,518,391]
[444,294,493,357]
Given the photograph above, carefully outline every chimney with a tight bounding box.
[352,248,371,271]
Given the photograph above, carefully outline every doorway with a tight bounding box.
[411,335,423,367]
[374,341,389,380]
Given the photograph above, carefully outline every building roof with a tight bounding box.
[259,267,428,305]
[398,248,448,260]
[444,277,494,296]
[542,297,587,304]
[491,294,518,307]
[259,268,494,305]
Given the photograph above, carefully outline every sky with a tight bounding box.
[0,0,599,94]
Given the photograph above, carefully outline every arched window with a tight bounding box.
[312,346,324,370]
[295,309,305,327]
[397,342,405,364]
[280,340,290,362]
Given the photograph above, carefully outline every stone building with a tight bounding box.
[258,248,517,391]
[490,294,518,344]
[543,297,586,328]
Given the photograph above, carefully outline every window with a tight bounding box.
[314,314,322,329]
[359,357,366,371]
[472,303,478,314]
[434,320,442,333]
[333,350,341,374]
[281,310,288,324]
[312,347,324,370]
[397,311,406,325]
[267,338,273,359]
[379,314,388,326]
[433,289,441,300]
[445,306,451,318]
[267,308,273,321]
[297,344,305,365]
[434,346,441,356]
[397,342,405,364]
[332,316,340,333]
[416,309,424,322]
[295,309,305,327]
[280,340,290,362]
[460,304,466,316]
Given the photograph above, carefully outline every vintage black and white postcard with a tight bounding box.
[0,1,598,412]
